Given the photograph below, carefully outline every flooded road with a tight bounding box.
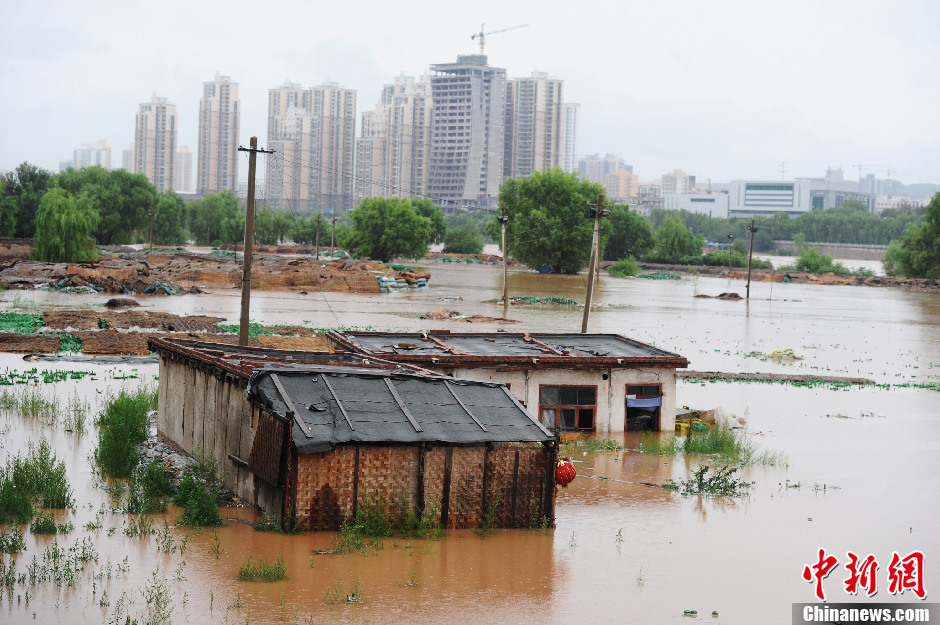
[0,261,937,624]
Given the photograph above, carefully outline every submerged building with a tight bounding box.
[150,337,557,530]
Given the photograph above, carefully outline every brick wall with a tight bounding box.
[294,443,554,531]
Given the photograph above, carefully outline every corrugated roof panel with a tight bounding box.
[248,366,553,453]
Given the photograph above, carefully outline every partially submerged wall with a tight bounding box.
[292,443,555,531]
[156,353,278,511]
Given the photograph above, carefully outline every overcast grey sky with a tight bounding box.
[1,0,938,186]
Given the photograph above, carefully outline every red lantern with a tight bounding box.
[556,459,576,487]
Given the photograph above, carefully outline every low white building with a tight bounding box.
[727,179,875,218]
[663,192,729,218]
[328,331,689,435]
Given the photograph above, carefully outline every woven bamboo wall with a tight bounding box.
[294,443,554,531]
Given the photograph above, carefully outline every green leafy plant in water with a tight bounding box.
[663,465,754,497]
[29,511,59,535]
[237,555,287,582]
[563,435,622,452]
[94,386,155,478]
[473,494,502,536]
[0,526,26,553]
[607,258,640,277]
[176,474,223,527]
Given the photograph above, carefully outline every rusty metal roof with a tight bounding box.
[147,336,435,379]
[248,367,554,453]
[327,331,689,368]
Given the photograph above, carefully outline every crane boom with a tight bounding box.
[471,23,528,56]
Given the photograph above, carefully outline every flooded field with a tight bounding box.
[1,260,937,624]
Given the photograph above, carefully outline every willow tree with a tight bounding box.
[31,188,100,263]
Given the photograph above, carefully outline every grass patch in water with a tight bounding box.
[94,386,155,478]
[0,526,26,553]
[636,428,785,466]
[0,437,74,524]
[333,492,443,553]
[237,555,287,582]
[562,436,622,452]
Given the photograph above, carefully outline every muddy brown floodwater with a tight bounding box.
[1,260,938,624]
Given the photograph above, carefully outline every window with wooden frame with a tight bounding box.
[539,385,596,432]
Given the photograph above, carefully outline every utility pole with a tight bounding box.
[498,204,509,319]
[727,233,734,273]
[746,219,758,299]
[331,212,337,253]
[315,211,321,260]
[148,206,156,255]
[237,137,274,347]
[581,195,609,334]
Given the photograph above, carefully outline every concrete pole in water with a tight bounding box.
[746,219,758,299]
[499,204,509,319]
[727,232,734,273]
[582,195,609,334]
[237,137,273,346]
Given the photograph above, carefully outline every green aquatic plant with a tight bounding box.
[663,465,754,497]
[237,555,287,582]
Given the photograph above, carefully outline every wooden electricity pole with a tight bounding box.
[237,137,274,346]
[581,195,609,334]
[746,219,758,299]
[498,204,509,319]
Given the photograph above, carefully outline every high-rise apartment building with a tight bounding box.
[427,55,506,211]
[175,146,193,193]
[661,169,695,195]
[559,103,580,174]
[355,75,432,202]
[266,81,356,211]
[605,169,640,203]
[72,140,112,170]
[122,144,134,172]
[503,71,563,180]
[197,74,240,194]
[133,96,177,192]
[579,154,630,185]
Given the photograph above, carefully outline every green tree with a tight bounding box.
[345,197,431,262]
[56,167,157,245]
[254,208,295,245]
[151,191,187,245]
[412,197,447,245]
[31,188,100,262]
[0,180,17,238]
[883,192,940,278]
[603,204,654,261]
[648,216,704,263]
[187,191,244,246]
[443,223,484,254]
[2,162,53,238]
[493,168,605,274]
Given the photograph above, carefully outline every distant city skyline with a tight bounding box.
[2,0,938,188]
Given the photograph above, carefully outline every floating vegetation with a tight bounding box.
[663,465,755,497]
[636,272,681,280]
[237,555,287,582]
[766,348,802,360]
[484,295,581,306]
[0,367,95,386]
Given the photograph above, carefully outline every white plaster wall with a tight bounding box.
[445,365,678,434]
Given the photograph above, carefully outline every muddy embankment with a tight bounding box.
[0,248,429,295]
[634,262,939,289]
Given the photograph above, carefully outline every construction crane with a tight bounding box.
[471,23,528,56]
